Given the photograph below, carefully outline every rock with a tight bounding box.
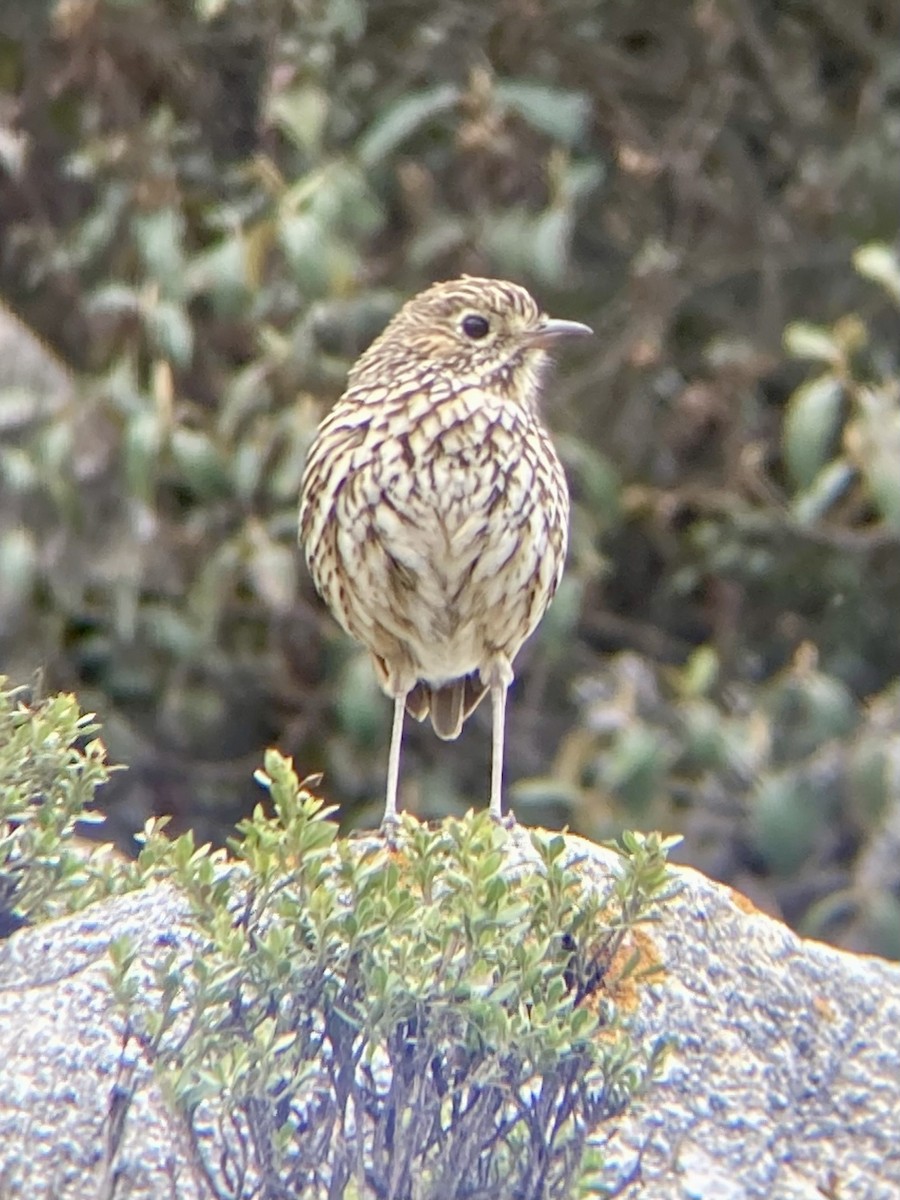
[599,855,900,1200]
[0,304,74,432]
[1,830,897,1200]
[0,885,201,1200]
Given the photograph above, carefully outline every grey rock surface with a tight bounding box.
[0,886,203,1200]
[0,303,74,429]
[1,829,898,1199]
[587,845,900,1200]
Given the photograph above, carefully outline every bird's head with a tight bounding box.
[347,276,592,406]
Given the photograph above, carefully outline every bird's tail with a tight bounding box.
[406,674,487,740]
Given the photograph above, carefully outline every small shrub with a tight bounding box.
[0,676,121,930]
[112,750,675,1200]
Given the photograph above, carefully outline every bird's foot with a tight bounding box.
[489,808,517,830]
[379,812,401,847]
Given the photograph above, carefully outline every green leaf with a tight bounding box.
[531,206,575,286]
[864,457,900,531]
[854,242,900,307]
[170,426,230,499]
[678,646,719,698]
[782,322,841,363]
[357,84,460,168]
[145,300,194,368]
[750,774,819,875]
[0,527,36,620]
[790,458,855,525]
[278,213,330,291]
[123,410,164,502]
[184,237,249,313]
[133,209,186,297]
[782,374,843,490]
[268,84,330,155]
[604,726,671,814]
[853,389,900,530]
[0,448,35,493]
[87,283,141,317]
[495,81,590,145]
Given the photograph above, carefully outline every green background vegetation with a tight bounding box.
[2,0,900,956]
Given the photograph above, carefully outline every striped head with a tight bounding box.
[345,276,592,408]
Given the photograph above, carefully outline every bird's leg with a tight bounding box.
[382,692,407,829]
[486,657,514,824]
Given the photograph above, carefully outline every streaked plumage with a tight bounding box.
[299,276,591,825]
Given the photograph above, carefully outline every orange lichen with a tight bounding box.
[579,924,665,1028]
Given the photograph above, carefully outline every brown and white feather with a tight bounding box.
[299,277,579,753]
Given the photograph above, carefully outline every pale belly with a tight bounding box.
[302,389,569,692]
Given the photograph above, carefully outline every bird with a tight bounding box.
[299,276,592,827]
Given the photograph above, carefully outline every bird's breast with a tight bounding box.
[301,383,569,681]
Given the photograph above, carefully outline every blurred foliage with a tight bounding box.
[111,749,672,1199]
[1,0,900,954]
[560,645,900,959]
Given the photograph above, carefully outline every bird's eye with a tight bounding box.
[461,313,491,340]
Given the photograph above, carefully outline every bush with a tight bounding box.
[111,750,674,1200]
[0,678,121,930]
[0,679,675,1196]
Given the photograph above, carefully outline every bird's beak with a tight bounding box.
[522,317,593,348]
